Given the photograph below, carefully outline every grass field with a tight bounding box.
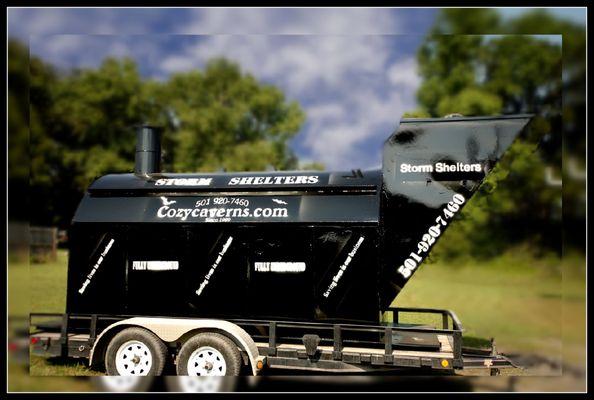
[8,249,586,389]
[9,250,69,317]
[395,253,565,354]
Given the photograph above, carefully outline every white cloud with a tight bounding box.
[157,33,418,169]
[13,8,425,170]
[177,8,400,35]
[30,35,135,70]
[159,34,391,94]
[387,57,421,90]
[306,103,347,122]
[303,89,408,169]
[42,35,85,58]
[9,8,176,38]
[160,54,199,73]
[155,10,426,170]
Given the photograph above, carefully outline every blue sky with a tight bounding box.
[7,8,586,170]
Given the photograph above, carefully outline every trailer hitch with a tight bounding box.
[302,334,321,358]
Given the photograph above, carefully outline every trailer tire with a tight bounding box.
[105,327,168,376]
[176,333,242,376]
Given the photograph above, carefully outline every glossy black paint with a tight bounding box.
[134,125,161,175]
[67,224,380,322]
[379,115,531,308]
[87,170,381,193]
[66,115,530,324]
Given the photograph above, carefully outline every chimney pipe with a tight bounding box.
[134,125,161,175]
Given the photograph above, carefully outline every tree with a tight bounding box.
[504,10,587,250]
[29,57,155,226]
[22,51,306,227]
[8,40,32,221]
[156,59,304,173]
[299,161,325,171]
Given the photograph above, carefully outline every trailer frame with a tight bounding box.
[29,306,515,376]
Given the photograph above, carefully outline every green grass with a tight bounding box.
[8,250,69,317]
[8,360,95,392]
[7,248,586,383]
[30,355,103,377]
[394,250,585,362]
[8,250,97,390]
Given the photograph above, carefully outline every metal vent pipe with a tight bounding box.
[134,125,161,175]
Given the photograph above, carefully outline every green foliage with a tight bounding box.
[431,9,501,35]
[41,58,147,184]
[401,109,430,119]
[416,35,484,116]
[27,57,153,226]
[160,59,304,172]
[17,51,306,227]
[8,40,32,221]
[483,36,561,114]
[299,161,325,171]
[436,87,502,116]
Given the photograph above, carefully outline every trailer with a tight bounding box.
[30,114,531,377]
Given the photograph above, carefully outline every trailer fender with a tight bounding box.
[89,317,262,375]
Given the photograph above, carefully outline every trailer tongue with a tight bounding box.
[31,114,531,377]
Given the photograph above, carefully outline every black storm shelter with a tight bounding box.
[67,115,531,324]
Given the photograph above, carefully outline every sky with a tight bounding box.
[7,8,586,171]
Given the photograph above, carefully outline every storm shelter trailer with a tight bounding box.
[31,114,531,377]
